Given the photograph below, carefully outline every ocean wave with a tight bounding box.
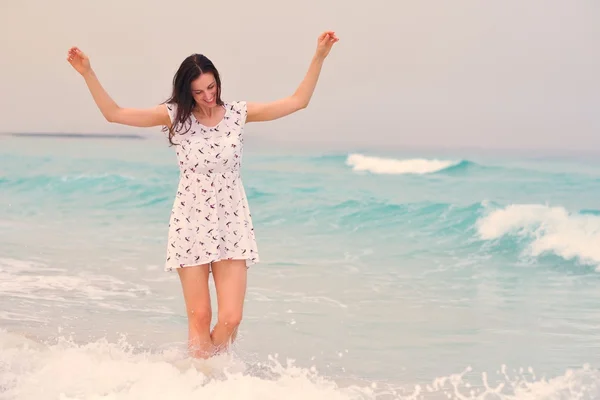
[345,154,469,175]
[265,198,487,241]
[1,330,598,400]
[2,171,179,210]
[275,197,600,271]
[0,258,153,302]
[4,173,140,192]
[476,204,600,268]
[341,153,600,181]
[3,173,269,199]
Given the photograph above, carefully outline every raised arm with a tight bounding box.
[67,47,170,128]
[246,31,339,123]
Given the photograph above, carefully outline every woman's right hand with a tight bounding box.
[67,46,91,76]
[64,46,169,127]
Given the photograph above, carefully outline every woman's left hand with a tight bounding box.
[315,31,339,59]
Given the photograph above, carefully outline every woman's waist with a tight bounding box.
[177,168,241,183]
[178,163,240,175]
[175,169,243,200]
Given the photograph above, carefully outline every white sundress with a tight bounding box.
[163,100,259,272]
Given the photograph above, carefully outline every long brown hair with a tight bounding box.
[162,54,223,145]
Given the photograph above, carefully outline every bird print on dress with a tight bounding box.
[163,101,259,272]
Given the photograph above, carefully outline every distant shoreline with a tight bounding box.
[2,132,599,159]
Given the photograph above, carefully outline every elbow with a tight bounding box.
[291,94,309,111]
[104,107,121,123]
[296,98,309,111]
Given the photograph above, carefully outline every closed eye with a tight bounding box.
[193,83,216,95]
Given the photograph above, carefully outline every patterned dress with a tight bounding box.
[163,100,259,272]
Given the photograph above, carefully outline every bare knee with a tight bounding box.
[218,310,242,329]
[188,308,212,329]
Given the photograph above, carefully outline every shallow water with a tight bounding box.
[1,134,600,399]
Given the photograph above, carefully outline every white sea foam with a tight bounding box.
[346,154,459,175]
[248,287,348,309]
[0,258,151,301]
[476,204,600,268]
[1,330,598,400]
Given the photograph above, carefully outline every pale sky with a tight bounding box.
[1,0,599,152]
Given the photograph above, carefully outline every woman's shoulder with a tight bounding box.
[225,100,248,121]
[164,101,179,124]
[225,100,246,110]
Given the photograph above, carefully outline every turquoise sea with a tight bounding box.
[1,133,600,399]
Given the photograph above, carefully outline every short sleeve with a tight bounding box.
[233,101,247,125]
[165,102,177,125]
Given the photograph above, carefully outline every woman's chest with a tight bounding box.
[192,107,226,129]
[177,128,242,170]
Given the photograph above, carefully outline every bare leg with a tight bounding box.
[177,264,215,358]
[210,259,247,353]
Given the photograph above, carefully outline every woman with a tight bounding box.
[66,31,339,358]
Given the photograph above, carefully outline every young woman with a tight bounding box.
[66,31,339,358]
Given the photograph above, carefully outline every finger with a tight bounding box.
[69,46,83,56]
[325,32,338,43]
[319,30,334,40]
[71,51,85,61]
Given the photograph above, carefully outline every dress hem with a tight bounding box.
[164,256,259,272]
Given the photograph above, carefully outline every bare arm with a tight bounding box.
[67,47,170,128]
[246,31,339,123]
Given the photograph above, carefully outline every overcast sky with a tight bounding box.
[1,0,598,152]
